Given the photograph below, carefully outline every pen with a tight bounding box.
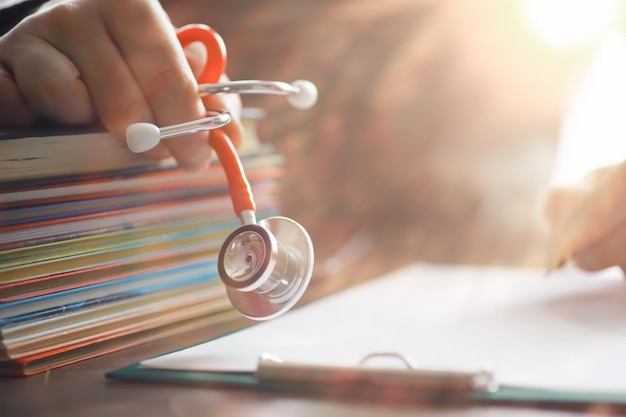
[545,252,569,275]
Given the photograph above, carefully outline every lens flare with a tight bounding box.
[520,0,620,48]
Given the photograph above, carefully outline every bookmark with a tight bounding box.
[255,352,498,396]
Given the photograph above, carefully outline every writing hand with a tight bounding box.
[545,162,626,271]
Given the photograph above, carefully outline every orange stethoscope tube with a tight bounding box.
[172,25,315,321]
[176,24,256,217]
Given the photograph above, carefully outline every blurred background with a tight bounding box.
[164,0,625,289]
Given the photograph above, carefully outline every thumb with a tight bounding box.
[183,41,207,81]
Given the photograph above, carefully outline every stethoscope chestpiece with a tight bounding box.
[217,216,314,320]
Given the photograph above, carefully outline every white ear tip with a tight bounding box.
[288,79,318,109]
[126,123,161,153]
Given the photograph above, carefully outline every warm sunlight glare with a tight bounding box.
[550,32,626,187]
[520,0,620,48]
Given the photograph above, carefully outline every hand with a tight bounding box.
[544,161,626,271]
[0,0,243,170]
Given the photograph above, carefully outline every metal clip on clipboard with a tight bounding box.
[255,352,499,397]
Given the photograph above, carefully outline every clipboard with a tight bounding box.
[106,349,626,405]
[106,262,626,406]
[107,350,495,400]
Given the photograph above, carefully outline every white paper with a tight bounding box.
[142,262,626,393]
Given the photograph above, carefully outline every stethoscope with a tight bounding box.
[125,25,317,321]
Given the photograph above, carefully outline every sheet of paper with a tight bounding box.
[141,262,626,393]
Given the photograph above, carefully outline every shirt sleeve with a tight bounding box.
[0,0,49,35]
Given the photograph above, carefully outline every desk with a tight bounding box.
[1,308,625,417]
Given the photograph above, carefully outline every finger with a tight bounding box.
[0,34,95,125]
[550,163,626,254]
[220,103,244,150]
[543,186,580,233]
[184,47,244,150]
[103,1,212,170]
[203,92,244,150]
[201,73,243,149]
[543,185,588,259]
[571,220,626,271]
[31,2,172,160]
[184,41,207,80]
[0,63,36,126]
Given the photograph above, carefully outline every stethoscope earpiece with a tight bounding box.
[125,110,232,153]
[287,79,318,110]
[126,122,160,153]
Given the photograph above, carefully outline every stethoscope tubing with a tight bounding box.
[171,24,314,321]
[176,25,256,219]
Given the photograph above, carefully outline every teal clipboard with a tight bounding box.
[106,354,626,406]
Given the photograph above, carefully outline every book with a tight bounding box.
[0,118,284,375]
[0,127,174,183]
[0,113,267,185]
[2,311,241,376]
[1,285,231,360]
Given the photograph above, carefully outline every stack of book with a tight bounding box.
[0,124,283,376]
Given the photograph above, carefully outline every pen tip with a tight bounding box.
[545,254,568,276]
